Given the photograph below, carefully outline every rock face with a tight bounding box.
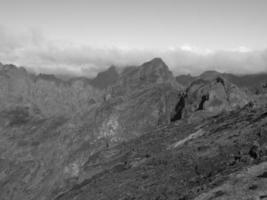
[171,76,250,122]
[95,58,183,143]
[185,77,249,114]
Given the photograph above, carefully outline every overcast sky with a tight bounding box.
[0,0,267,76]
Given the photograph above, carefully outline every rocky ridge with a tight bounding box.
[0,63,103,117]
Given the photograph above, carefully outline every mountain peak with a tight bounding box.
[150,57,165,64]
[142,57,168,69]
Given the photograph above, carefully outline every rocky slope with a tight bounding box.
[0,59,266,200]
[54,103,267,200]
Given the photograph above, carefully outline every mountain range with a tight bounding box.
[0,58,267,200]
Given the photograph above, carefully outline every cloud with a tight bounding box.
[0,26,266,77]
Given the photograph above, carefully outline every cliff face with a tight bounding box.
[94,58,183,143]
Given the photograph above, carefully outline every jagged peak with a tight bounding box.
[139,57,172,78]
[142,57,168,69]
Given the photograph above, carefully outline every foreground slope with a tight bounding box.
[55,104,267,200]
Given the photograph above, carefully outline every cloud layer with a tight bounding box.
[0,26,266,77]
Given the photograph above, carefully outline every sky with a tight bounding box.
[0,0,267,76]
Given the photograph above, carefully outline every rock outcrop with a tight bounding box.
[186,76,249,113]
[171,76,250,122]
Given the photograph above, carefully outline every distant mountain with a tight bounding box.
[199,70,222,80]
[176,70,267,94]
[0,64,104,116]
[175,74,195,87]
[223,73,267,94]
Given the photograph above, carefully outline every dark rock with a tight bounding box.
[171,94,186,122]
[257,171,267,178]
[249,141,262,160]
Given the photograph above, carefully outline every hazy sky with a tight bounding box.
[0,0,267,76]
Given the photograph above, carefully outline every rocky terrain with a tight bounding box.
[55,104,267,200]
[0,58,266,200]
